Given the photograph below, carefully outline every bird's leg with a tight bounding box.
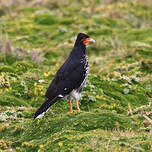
[68,99,73,113]
[75,100,80,112]
[69,100,73,113]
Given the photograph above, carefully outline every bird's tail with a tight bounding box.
[34,97,59,118]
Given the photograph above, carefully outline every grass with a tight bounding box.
[0,0,152,151]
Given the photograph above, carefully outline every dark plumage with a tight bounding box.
[34,33,95,118]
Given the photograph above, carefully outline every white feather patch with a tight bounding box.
[70,90,81,100]
[58,94,64,98]
[36,112,45,118]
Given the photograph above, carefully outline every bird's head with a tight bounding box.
[75,33,95,46]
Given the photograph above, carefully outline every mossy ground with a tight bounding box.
[0,0,152,151]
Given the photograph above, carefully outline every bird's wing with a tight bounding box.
[34,61,85,118]
[46,60,86,99]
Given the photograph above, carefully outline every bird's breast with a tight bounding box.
[69,90,81,100]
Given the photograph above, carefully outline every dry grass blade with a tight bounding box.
[116,121,120,133]
[105,139,111,152]
[30,50,44,64]
[128,103,133,116]
[15,47,27,60]
[143,115,152,125]
[2,34,14,55]
[89,0,96,18]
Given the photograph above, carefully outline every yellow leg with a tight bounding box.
[75,100,80,112]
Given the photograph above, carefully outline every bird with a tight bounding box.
[34,33,95,118]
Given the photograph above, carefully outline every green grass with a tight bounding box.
[0,0,152,151]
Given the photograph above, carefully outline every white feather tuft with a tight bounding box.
[36,112,45,118]
[58,94,64,98]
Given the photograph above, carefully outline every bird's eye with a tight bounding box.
[64,88,67,91]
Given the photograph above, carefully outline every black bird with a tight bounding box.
[34,33,95,118]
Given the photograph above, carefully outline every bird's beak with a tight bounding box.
[89,38,95,43]
[82,37,95,45]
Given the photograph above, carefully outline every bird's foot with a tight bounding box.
[73,109,80,113]
[67,110,73,114]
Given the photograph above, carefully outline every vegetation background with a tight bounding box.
[0,0,152,151]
